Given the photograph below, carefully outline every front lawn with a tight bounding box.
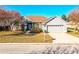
[0,31,53,43]
[68,31,79,37]
[67,27,79,37]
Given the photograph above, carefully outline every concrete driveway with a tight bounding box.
[48,33,79,44]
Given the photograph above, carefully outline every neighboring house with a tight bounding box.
[67,21,76,28]
[44,17,67,33]
[67,21,79,31]
[23,16,47,31]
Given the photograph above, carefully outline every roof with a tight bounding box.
[45,17,56,25]
[45,17,67,25]
[25,16,47,23]
[67,21,74,25]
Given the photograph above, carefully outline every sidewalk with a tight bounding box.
[0,43,52,54]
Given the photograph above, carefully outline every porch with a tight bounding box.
[23,22,42,31]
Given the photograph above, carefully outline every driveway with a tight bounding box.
[48,33,79,44]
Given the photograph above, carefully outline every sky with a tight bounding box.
[3,5,79,17]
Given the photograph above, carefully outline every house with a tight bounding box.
[67,21,76,28]
[44,17,67,33]
[67,21,79,31]
[22,16,47,31]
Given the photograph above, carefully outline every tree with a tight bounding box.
[61,15,68,21]
[0,9,22,31]
[7,11,22,31]
[68,8,79,33]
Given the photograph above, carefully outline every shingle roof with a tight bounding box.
[25,16,47,23]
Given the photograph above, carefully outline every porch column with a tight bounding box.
[32,23,35,29]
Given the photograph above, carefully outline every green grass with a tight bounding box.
[0,31,53,43]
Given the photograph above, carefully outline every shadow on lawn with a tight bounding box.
[0,31,41,36]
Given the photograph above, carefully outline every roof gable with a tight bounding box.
[45,17,67,25]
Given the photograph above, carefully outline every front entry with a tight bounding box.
[27,23,32,30]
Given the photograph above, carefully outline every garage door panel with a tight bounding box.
[47,25,65,33]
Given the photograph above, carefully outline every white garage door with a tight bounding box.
[47,25,66,33]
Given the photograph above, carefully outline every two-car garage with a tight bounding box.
[47,25,66,32]
[44,17,67,33]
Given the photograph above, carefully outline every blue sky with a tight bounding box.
[4,5,79,17]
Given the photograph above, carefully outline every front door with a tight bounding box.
[27,23,32,30]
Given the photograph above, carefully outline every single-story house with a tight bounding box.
[67,21,76,28]
[22,16,47,31]
[67,21,79,31]
[44,17,67,33]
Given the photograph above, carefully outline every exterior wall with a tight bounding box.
[42,24,47,31]
[38,23,42,29]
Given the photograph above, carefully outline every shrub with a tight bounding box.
[67,28,73,32]
[30,28,43,33]
[44,30,48,33]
